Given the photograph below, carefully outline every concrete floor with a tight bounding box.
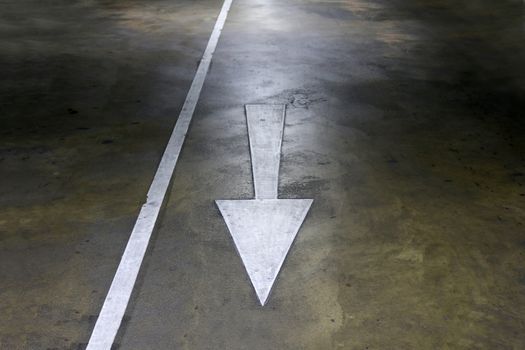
[1,0,525,349]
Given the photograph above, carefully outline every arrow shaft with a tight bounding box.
[246,104,286,199]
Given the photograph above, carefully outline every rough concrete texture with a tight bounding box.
[1,0,525,349]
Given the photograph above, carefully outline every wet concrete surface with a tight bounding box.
[1,0,525,349]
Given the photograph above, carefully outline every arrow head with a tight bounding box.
[216,199,313,306]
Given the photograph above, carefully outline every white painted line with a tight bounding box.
[86,0,233,348]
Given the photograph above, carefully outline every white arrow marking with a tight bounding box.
[216,105,313,306]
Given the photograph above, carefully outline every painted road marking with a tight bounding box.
[216,105,313,306]
[86,0,234,348]
[247,105,286,199]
